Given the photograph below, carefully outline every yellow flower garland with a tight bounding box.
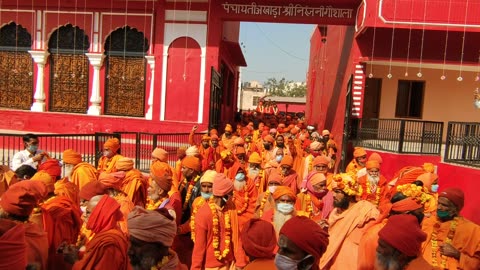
[183,175,201,210]
[396,183,434,205]
[150,255,169,270]
[255,169,264,189]
[258,190,270,217]
[190,197,206,242]
[305,194,314,218]
[431,217,458,268]
[366,180,382,205]
[235,185,249,215]
[308,155,313,173]
[209,201,231,260]
[146,197,166,210]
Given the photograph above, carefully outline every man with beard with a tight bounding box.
[345,147,367,175]
[215,150,241,180]
[319,173,379,270]
[375,214,430,270]
[302,141,322,180]
[209,135,223,165]
[321,130,337,170]
[62,149,97,191]
[357,160,388,206]
[127,207,187,270]
[220,124,237,151]
[261,186,297,237]
[117,158,148,207]
[146,174,181,223]
[296,172,333,221]
[311,155,334,189]
[247,152,265,192]
[261,135,276,164]
[254,170,281,218]
[279,155,300,194]
[421,188,480,269]
[151,147,177,188]
[232,166,258,229]
[97,138,124,174]
[273,135,291,157]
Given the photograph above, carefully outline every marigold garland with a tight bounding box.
[305,194,314,218]
[190,197,206,242]
[150,255,169,270]
[396,183,433,205]
[209,201,231,260]
[431,217,458,268]
[255,169,264,189]
[258,190,270,217]
[146,197,166,210]
[308,155,313,173]
[366,180,382,205]
[183,175,201,210]
[235,185,249,215]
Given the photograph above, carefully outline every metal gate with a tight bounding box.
[209,67,222,130]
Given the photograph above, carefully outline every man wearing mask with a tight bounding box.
[97,138,124,174]
[279,155,299,194]
[254,170,282,218]
[262,135,276,164]
[11,133,47,171]
[232,166,258,229]
[247,152,265,192]
[261,186,297,237]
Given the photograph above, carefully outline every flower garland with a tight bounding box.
[235,185,249,215]
[308,155,313,173]
[305,194,314,218]
[183,175,201,210]
[366,180,382,205]
[190,197,206,242]
[209,201,231,260]
[396,184,434,205]
[255,169,264,189]
[150,255,169,270]
[431,217,458,268]
[146,197,166,210]
[258,190,270,217]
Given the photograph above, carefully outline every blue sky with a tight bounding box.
[239,22,315,84]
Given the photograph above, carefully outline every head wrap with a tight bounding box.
[116,158,134,171]
[0,219,27,269]
[439,188,464,210]
[210,134,219,140]
[201,134,211,141]
[182,156,201,172]
[104,138,120,153]
[366,160,380,170]
[322,130,330,136]
[423,163,435,173]
[210,129,218,136]
[263,135,275,144]
[186,146,199,157]
[79,181,107,201]
[353,147,367,158]
[392,197,423,212]
[280,155,293,167]
[416,172,438,191]
[98,171,125,190]
[310,141,321,150]
[63,149,82,165]
[38,159,61,180]
[261,130,269,139]
[176,146,187,157]
[152,175,173,192]
[86,195,123,234]
[127,206,177,246]
[278,123,286,128]
[152,147,168,162]
[290,128,299,135]
[248,152,262,164]
[272,186,296,201]
[234,137,244,145]
[268,170,282,184]
[236,147,246,155]
[0,181,45,217]
[378,214,426,257]
[31,171,55,193]
[280,216,329,259]
[225,124,233,132]
[200,170,217,184]
[241,218,276,258]
[54,179,80,205]
[212,173,233,197]
[331,173,360,196]
[313,155,330,166]
[368,153,383,164]
[310,173,326,186]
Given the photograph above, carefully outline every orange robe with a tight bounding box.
[421,216,480,269]
[281,171,300,194]
[233,178,259,229]
[357,219,388,270]
[254,191,275,218]
[405,257,435,270]
[73,228,129,270]
[97,154,123,174]
[319,200,379,270]
[24,222,49,270]
[0,165,18,197]
[70,162,98,191]
[0,220,26,269]
[295,192,325,222]
[345,159,364,175]
[54,178,80,205]
[221,134,237,151]
[301,155,314,182]
[113,193,135,234]
[357,174,388,206]
[121,168,148,207]
[244,258,276,270]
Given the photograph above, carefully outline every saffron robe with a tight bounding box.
[97,154,123,174]
[24,222,49,270]
[233,177,258,229]
[357,219,388,270]
[357,174,388,206]
[70,162,98,191]
[121,168,148,207]
[0,220,27,269]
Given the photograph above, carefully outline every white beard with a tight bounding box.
[273,211,294,234]
[63,164,75,180]
[368,174,380,186]
[375,251,402,270]
[233,180,246,191]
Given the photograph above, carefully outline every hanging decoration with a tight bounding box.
[417,0,429,78]
[440,0,453,80]
[404,0,415,77]
[457,0,470,82]
[122,0,129,81]
[368,0,380,78]
[387,0,398,79]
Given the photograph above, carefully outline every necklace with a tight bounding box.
[258,190,270,217]
[235,185,249,215]
[209,201,231,260]
[183,175,200,210]
[190,197,206,242]
[431,217,459,268]
[146,197,166,210]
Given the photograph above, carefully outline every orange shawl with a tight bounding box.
[0,220,26,269]
[97,154,123,174]
[71,162,98,191]
[24,222,49,270]
[121,169,148,207]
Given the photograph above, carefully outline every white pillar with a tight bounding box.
[29,50,49,112]
[145,55,155,120]
[86,53,105,115]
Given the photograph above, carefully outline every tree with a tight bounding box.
[263,77,306,97]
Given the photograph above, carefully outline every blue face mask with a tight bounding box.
[276,155,283,162]
[431,184,439,193]
[27,145,38,153]
[277,202,294,214]
[235,173,246,182]
[201,192,212,200]
[437,210,451,219]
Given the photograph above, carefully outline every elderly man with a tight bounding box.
[128,207,187,270]
[61,195,129,269]
[421,187,480,269]
[241,219,277,270]
[357,160,388,206]
[276,216,329,270]
[254,170,281,218]
[11,133,47,171]
[191,173,247,269]
[346,147,367,175]
[232,166,258,229]
[262,186,297,236]
[319,173,379,270]
[62,149,97,191]
[97,138,124,174]
[279,155,299,194]
[302,141,322,180]
[146,174,181,220]
[116,157,148,207]
[151,147,177,187]
[376,214,430,270]
[296,172,333,221]
[247,152,266,192]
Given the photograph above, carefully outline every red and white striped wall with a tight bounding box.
[351,63,365,118]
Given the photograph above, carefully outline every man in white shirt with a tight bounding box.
[10,133,46,171]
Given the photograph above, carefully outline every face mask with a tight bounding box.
[27,145,38,153]
[276,155,283,162]
[277,202,294,214]
[103,150,111,157]
[277,143,285,148]
[431,184,439,193]
[437,210,451,219]
[264,144,271,150]
[235,173,246,182]
[80,206,87,213]
[275,253,299,270]
[249,168,259,177]
[268,186,278,194]
[201,192,212,200]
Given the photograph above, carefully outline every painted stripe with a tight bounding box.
[353,92,362,95]
[353,97,362,100]
[355,64,363,68]
[353,102,361,106]
[354,75,363,79]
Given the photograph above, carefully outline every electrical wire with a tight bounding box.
[253,23,307,62]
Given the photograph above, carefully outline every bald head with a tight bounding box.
[84,195,103,224]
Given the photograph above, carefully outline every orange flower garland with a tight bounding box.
[209,201,231,260]
[431,217,458,268]
[396,183,434,205]
[150,255,169,270]
[308,155,313,173]
[190,197,206,242]
[255,169,264,189]
[183,175,201,210]
[258,190,270,217]
[235,185,249,215]
[305,194,314,218]
[146,197,166,210]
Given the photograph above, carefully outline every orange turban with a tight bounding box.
[248,152,262,164]
[210,134,219,140]
[201,134,211,141]
[313,155,330,166]
[0,181,45,217]
[263,135,275,144]
[210,129,218,136]
[268,170,282,184]
[0,219,27,269]
[152,175,173,192]
[290,128,298,135]
[378,214,426,257]
[38,159,61,180]
[234,137,244,145]
[280,155,294,167]
[225,124,233,132]
[353,147,367,158]
[177,146,187,157]
[236,147,246,155]
[98,171,125,190]
[220,150,233,161]
[79,181,107,201]
[31,171,55,193]
[86,195,123,233]
[182,156,201,172]
[212,173,233,197]
[272,186,296,201]
[116,158,134,171]
[241,219,276,258]
[63,149,82,165]
[150,161,173,178]
[310,173,326,186]
[127,206,177,246]
[368,153,383,164]
[152,147,168,162]
[416,172,438,190]
[391,197,423,212]
[104,138,120,153]
[54,179,80,205]
[366,160,380,170]
[200,170,217,184]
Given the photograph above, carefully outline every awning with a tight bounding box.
[222,41,247,67]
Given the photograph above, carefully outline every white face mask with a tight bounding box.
[277,202,294,215]
[80,206,87,213]
[268,186,278,194]
[275,253,299,270]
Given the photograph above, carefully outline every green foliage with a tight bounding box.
[263,77,306,97]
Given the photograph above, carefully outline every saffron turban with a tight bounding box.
[280,155,293,167]
[241,219,276,258]
[54,179,80,205]
[261,130,269,139]
[263,135,275,144]
[79,181,107,201]
[392,197,422,212]
[86,195,123,234]
[322,129,330,136]
[0,181,45,217]
[310,141,321,150]
[278,123,286,128]
[313,155,330,166]
[248,152,262,164]
[273,186,296,201]
[152,175,173,192]
[200,170,217,184]
[98,171,125,190]
[439,187,464,210]
[416,172,438,191]
[177,147,187,157]
[368,153,383,164]
[353,147,367,158]
[0,219,26,269]
[280,216,329,259]
[63,149,82,165]
[378,214,426,257]
[152,147,168,162]
[31,171,55,193]
[241,128,251,137]
[186,146,199,157]
[366,160,380,170]
[210,129,218,136]
[201,134,211,141]
[127,206,177,246]
[310,173,326,186]
[225,124,233,132]
[182,156,201,172]
[210,134,219,140]
[234,137,244,145]
[38,159,61,180]
[116,158,134,171]
[104,138,120,153]
[268,170,282,184]
[212,173,233,197]
[290,128,298,135]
